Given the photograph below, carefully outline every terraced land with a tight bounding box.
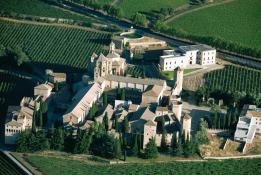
[205,65,261,94]
[0,152,26,175]
[0,0,100,23]
[168,0,261,51]
[0,19,111,70]
[119,0,188,18]
[27,155,261,175]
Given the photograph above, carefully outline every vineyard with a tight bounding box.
[0,152,26,175]
[0,0,100,24]
[0,19,111,70]
[27,155,261,175]
[205,65,261,94]
[125,65,145,78]
[0,72,35,124]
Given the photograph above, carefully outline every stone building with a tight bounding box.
[34,82,53,99]
[93,42,126,81]
[4,98,35,144]
[46,69,66,84]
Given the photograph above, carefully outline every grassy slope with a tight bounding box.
[0,19,111,70]
[119,0,188,18]
[168,0,261,49]
[27,155,261,175]
[160,68,201,80]
[0,0,99,23]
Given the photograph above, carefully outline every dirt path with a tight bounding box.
[0,17,110,34]
[164,0,235,23]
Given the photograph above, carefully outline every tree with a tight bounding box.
[16,130,31,152]
[195,119,209,145]
[120,89,126,101]
[160,129,168,152]
[103,112,109,132]
[122,117,129,134]
[51,128,64,151]
[55,81,59,92]
[133,13,148,27]
[103,91,108,107]
[32,104,37,133]
[131,134,139,156]
[74,131,92,154]
[38,110,43,128]
[6,46,29,66]
[114,139,122,159]
[144,138,159,159]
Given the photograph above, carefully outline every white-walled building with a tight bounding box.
[160,44,216,71]
[234,105,261,143]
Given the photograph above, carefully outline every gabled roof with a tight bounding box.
[183,113,191,120]
[105,75,166,86]
[145,120,156,126]
[35,83,53,90]
[142,85,163,97]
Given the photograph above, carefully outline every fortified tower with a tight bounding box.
[182,113,192,141]
[172,67,184,96]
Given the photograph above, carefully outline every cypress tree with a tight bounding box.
[160,129,168,152]
[122,117,129,134]
[103,91,108,107]
[38,110,43,128]
[121,89,126,101]
[103,112,109,132]
[131,134,139,156]
[114,139,122,159]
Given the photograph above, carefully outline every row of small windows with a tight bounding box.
[6,129,21,133]
[165,61,183,65]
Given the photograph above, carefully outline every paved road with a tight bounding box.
[60,0,261,69]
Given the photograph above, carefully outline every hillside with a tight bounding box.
[119,0,188,18]
[0,19,111,70]
[0,0,100,23]
[167,0,261,51]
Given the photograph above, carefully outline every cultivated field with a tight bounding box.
[27,154,260,175]
[0,72,35,124]
[0,152,26,175]
[119,0,188,18]
[0,0,99,23]
[0,19,111,70]
[168,0,261,50]
[205,65,261,94]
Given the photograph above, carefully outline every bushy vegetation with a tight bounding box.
[165,0,261,57]
[16,122,123,160]
[0,20,111,70]
[27,155,261,175]
[205,65,261,95]
[0,0,99,23]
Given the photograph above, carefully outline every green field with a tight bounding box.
[205,65,261,94]
[27,155,261,175]
[0,19,111,70]
[160,68,201,80]
[119,0,188,18]
[0,0,99,23]
[168,0,261,50]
